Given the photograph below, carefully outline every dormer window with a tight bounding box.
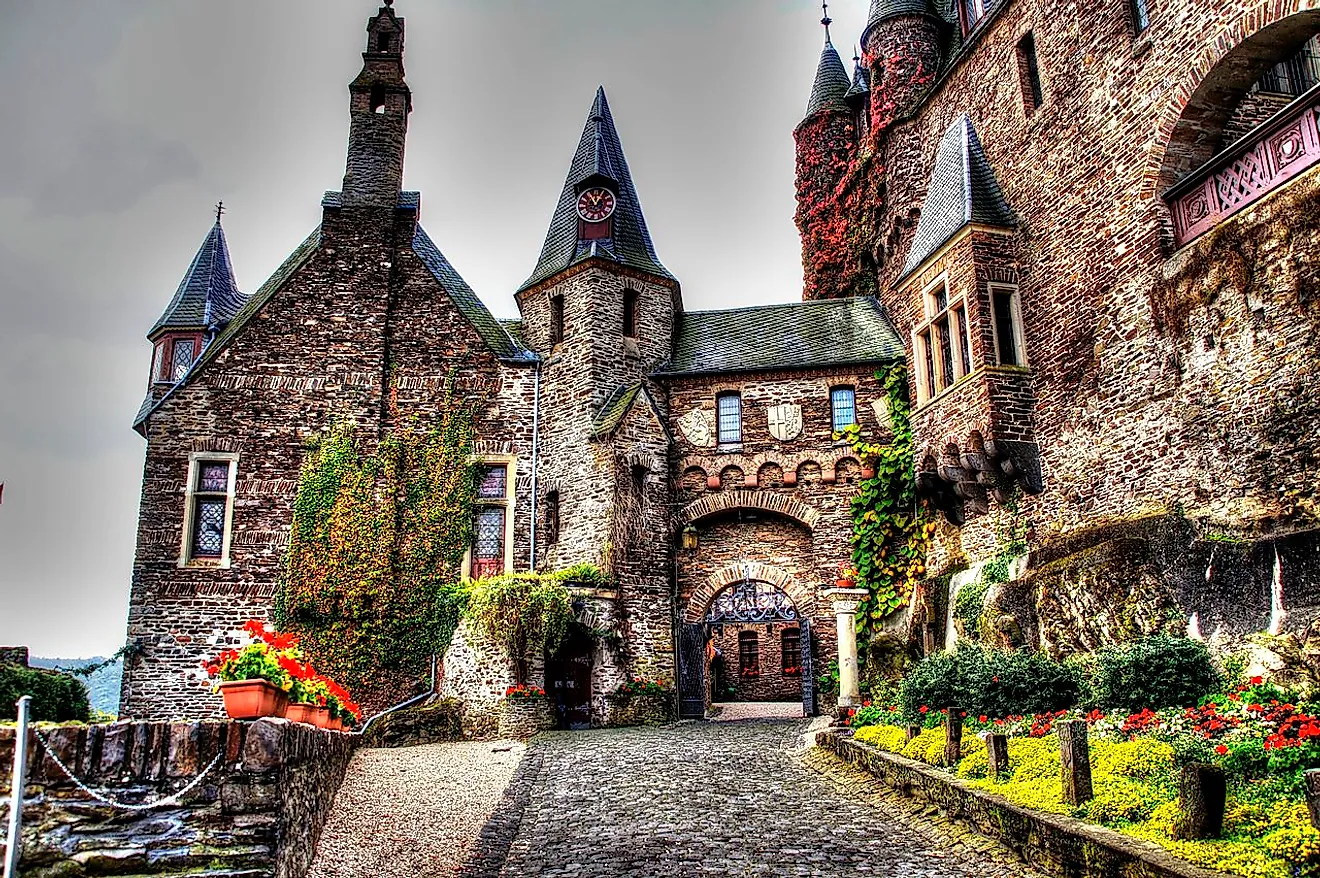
[376,31,393,53]
[959,0,989,36]
[153,334,202,384]
[914,280,972,404]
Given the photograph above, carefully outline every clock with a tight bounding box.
[576,187,617,223]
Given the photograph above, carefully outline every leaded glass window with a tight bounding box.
[478,465,507,500]
[171,338,196,381]
[738,630,759,677]
[1130,0,1150,34]
[198,462,230,493]
[186,457,234,563]
[717,392,742,445]
[192,500,226,558]
[831,387,856,432]
[472,507,506,579]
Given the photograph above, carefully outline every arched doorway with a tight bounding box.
[678,577,815,720]
[546,630,593,729]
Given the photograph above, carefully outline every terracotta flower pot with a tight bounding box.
[327,716,344,732]
[285,702,318,725]
[311,706,332,729]
[835,578,855,589]
[219,680,289,721]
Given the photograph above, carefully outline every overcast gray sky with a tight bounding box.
[0,0,870,657]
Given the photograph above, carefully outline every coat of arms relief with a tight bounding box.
[678,408,715,448]
[766,404,803,441]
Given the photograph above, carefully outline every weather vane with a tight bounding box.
[215,201,225,224]
[821,1,833,43]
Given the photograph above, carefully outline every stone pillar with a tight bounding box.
[944,707,964,767]
[1059,720,1093,806]
[987,734,1009,779]
[1178,763,1226,839]
[823,588,871,714]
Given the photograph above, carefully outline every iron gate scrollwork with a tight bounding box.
[800,617,815,717]
[678,623,708,720]
[705,579,799,624]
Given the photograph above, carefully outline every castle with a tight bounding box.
[121,0,1320,725]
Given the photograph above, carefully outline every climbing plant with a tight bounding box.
[276,393,478,700]
[840,364,934,645]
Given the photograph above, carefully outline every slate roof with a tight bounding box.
[804,40,852,119]
[148,220,248,338]
[861,0,942,47]
[592,382,643,439]
[899,113,1015,280]
[412,226,534,361]
[657,297,905,377]
[519,87,672,292]
[845,54,871,108]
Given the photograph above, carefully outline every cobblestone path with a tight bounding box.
[494,719,1049,878]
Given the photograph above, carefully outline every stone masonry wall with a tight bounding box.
[0,718,356,878]
[710,623,804,702]
[830,0,1320,632]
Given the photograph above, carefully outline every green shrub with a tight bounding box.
[898,643,1079,722]
[0,664,91,723]
[849,703,892,728]
[1093,635,1220,713]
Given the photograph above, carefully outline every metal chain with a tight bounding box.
[32,729,224,812]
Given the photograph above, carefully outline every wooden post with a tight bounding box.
[1059,720,1093,806]
[1305,770,1320,830]
[905,724,922,743]
[986,734,1009,780]
[1179,763,1226,839]
[944,707,964,767]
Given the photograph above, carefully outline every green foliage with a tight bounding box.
[854,724,908,753]
[849,703,892,728]
[465,572,577,684]
[840,365,934,643]
[1092,635,1222,713]
[898,643,1079,723]
[953,576,991,639]
[0,664,91,723]
[277,396,478,700]
[32,655,126,716]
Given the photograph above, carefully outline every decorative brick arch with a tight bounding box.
[678,490,820,530]
[1147,1,1320,199]
[684,562,816,623]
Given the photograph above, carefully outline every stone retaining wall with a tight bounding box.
[816,730,1234,878]
[0,718,357,878]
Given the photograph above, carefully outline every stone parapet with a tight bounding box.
[815,731,1233,878]
[497,699,556,740]
[0,646,29,667]
[0,718,358,878]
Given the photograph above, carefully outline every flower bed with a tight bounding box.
[499,687,555,739]
[850,676,1320,878]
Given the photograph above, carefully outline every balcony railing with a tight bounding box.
[1166,83,1320,248]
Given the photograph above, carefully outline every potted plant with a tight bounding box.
[324,679,362,733]
[835,562,858,589]
[202,639,292,720]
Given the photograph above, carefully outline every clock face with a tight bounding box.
[577,187,617,223]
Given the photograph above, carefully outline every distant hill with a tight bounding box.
[30,657,122,717]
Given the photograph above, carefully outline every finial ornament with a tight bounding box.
[384,0,394,6]
[215,201,225,224]
[821,0,833,43]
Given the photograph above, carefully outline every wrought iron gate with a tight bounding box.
[678,623,708,720]
[678,577,818,719]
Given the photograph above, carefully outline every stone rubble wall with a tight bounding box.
[0,718,357,878]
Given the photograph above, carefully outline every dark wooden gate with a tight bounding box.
[678,622,708,720]
[546,633,594,729]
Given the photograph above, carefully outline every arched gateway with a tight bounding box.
[678,572,816,720]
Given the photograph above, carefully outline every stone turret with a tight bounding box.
[860,0,944,130]
[341,2,412,208]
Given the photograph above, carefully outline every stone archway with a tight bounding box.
[1149,3,1320,198]
[679,491,820,531]
[684,562,816,624]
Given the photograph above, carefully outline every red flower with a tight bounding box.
[919,705,929,714]
[1215,745,1229,756]
[978,715,988,724]
[1250,676,1264,686]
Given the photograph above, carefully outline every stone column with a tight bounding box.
[824,588,871,714]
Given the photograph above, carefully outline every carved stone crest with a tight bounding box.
[767,403,803,441]
[872,398,893,432]
[678,408,715,448]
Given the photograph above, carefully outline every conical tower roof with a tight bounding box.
[804,39,852,119]
[149,216,247,338]
[845,52,871,109]
[861,0,942,46]
[519,87,672,292]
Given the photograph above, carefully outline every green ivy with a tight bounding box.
[276,392,478,701]
[839,364,934,645]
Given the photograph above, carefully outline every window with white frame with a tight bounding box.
[914,280,973,403]
[717,392,742,445]
[830,386,857,432]
[182,453,237,566]
[470,461,515,579]
[989,284,1027,367]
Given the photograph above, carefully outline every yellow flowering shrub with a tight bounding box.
[1085,776,1168,824]
[958,742,989,779]
[854,724,907,753]
[1092,739,1175,780]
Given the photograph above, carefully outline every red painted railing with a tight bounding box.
[1167,85,1320,247]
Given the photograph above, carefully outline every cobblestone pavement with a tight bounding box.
[497,719,1050,878]
[709,701,807,722]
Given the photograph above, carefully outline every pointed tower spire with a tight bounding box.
[845,47,871,110]
[148,211,247,339]
[518,87,672,292]
[803,8,852,120]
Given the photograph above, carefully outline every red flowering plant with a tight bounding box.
[200,620,297,693]
[614,678,672,698]
[324,677,363,725]
[505,684,547,701]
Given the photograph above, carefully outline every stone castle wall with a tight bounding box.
[0,719,355,878]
